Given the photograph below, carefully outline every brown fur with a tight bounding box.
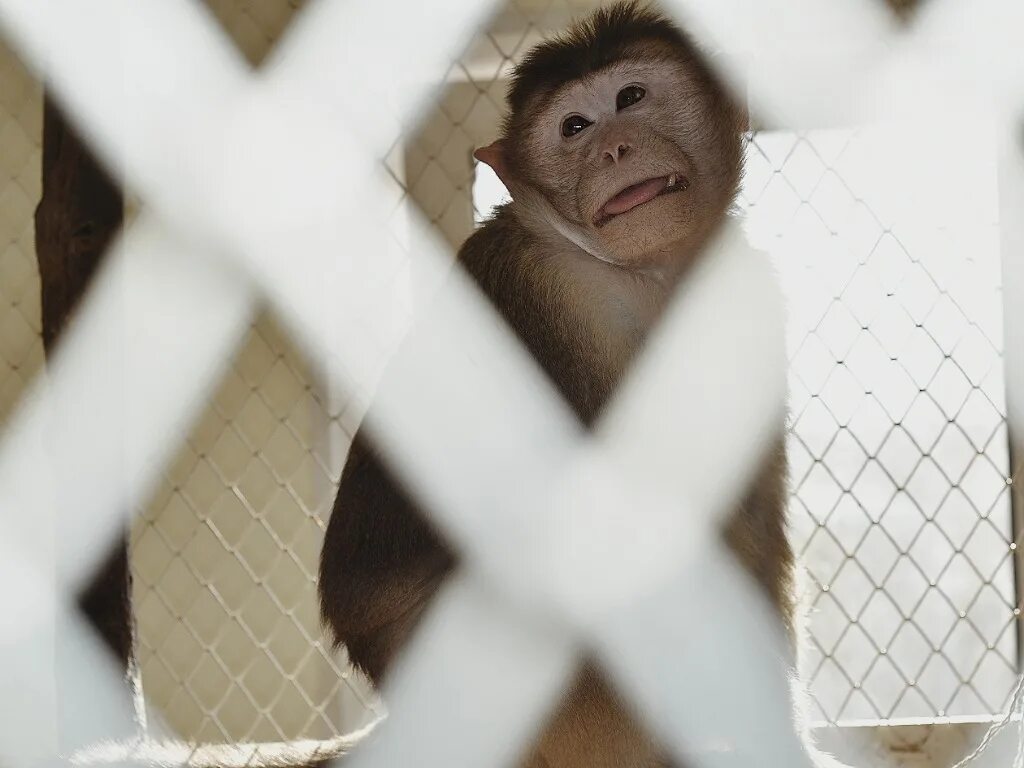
[320,4,794,766]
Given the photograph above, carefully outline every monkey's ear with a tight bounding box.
[473,141,513,189]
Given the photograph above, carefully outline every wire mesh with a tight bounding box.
[129,312,377,743]
[0,36,42,429]
[740,127,1018,724]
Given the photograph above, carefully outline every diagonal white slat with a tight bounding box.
[902,0,1024,119]
[0,0,249,225]
[593,546,798,768]
[0,544,136,766]
[265,0,500,158]
[375,225,788,620]
[674,0,1023,127]
[0,215,255,598]
[670,0,896,127]
[345,574,579,768]
[0,214,256,763]
[355,544,813,768]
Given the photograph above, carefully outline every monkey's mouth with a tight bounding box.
[593,173,690,227]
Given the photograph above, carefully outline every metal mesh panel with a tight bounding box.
[740,127,1018,724]
[129,312,377,743]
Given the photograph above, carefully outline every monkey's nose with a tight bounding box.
[604,142,631,163]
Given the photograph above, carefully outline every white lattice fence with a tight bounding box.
[0,2,378,746]
[1,1,1023,768]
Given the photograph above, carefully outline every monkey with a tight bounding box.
[320,4,804,766]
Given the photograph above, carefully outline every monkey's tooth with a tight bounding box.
[667,173,677,188]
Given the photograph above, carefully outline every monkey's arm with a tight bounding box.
[317,215,520,683]
[319,431,455,684]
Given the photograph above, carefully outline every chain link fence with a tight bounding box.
[741,127,1018,724]
[0,38,42,429]
[129,310,377,744]
[0,0,1021,766]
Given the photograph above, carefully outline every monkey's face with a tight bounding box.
[520,55,741,268]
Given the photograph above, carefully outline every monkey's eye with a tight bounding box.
[616,85,646,110]
[561,115,592,138]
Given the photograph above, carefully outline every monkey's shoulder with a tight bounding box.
[455,204,562,323]
[457,205,535,283]
[455,206,627,423]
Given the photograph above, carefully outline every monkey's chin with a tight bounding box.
[593,194,695,265]
[593,173,689,228]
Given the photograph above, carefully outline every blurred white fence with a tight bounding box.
[0,1,1023,767]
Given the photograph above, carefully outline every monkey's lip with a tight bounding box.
[593,173,689,227]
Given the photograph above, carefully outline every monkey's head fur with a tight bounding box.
[476,2,744,271]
